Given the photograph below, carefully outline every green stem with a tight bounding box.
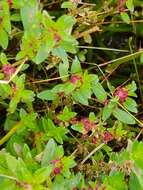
[129,38,143,104]
[0,122,22,146]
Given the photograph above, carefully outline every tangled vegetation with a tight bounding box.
[0,0,143,189]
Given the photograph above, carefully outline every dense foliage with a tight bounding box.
[0,0,143,189]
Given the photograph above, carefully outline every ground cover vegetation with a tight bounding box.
[0,0,143,189]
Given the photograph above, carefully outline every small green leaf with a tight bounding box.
[123,97,138,113]
[61,2,74,9]
[131,141,143,168]
[126,0,134,12]
[35,38,54,64]
[121,12,130,24]
[34,166,53,184]
[58,106,76,122]
[37,90,58,101]
[71,57,82,74]
[41,139,57,167]
[59,62,69,81]
[92,82,107,103]
[0,29,8,49]
[140,53,143,64]
[113,108,135,124]
[41,139,64,166]
[102,99,117,121]
[129,172,143,190]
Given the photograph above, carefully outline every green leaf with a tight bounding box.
[113,108,136,124]
[20,0,38,31]
[72,90,89,105]
[5,154,18,174]
[35,38,55,64]
[132,168,143,189]
[129,172,143,190]
[123,97,138,113]
[121,12,130,24]
[41,139,57,167]
[34,166,53,184]
[140,52,143,64]
[102,99,117,121]
[71,123,83,133]
[2,0,11,33]
[59,62,69,81]
[57,106,76,122]
[37,90,58,101]
[131,141,143,168]
[108,171,127,190]
[61,2,74,9]
[17,158,33,182]
[0,53,8,65]
[71,57,82,74]
[0,29,8,49]
[61,156,76,178]
[126,0,134,12]
[92,82,107,103]
[56,15,76,34]
[42,119,68,144]
[41,139,64,167]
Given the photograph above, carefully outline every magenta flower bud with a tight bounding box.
[118,0,126,12]
[53,167,61,175]
[114,87,128,103]
[103,131,113,143]
[2,64,16,78]
[81,118,91,132]
[70,75,82,85]
[54,33,61,43]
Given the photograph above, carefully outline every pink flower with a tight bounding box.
[114,87,128,103]
[53,167,61,175]
[81,117,96,133]
[103,131,113,143]
[50,159,60,164]
[7,0,13,8]
[81,118,91,132]
[54,33,61,43]
[2,64,16,78]
[103,99,109,106]
[118,0,126,12]
[70,75,82,85]
[92,137,97,144]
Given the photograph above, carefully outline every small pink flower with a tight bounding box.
[81,118,91,132]
[54,33,61,43]
[2,64,16,78]
[50,159,60,165]
[81,117,96,133]
[70,75,82,85]
[53,167,61,175]
[118,0,126,12]
[114,87,128,103]
[103,131,113,143]
[103,99,109,106]
[7,0,13,8]
[92,137,97,144]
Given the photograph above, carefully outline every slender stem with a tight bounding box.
[81,143,105,164]
[31,74,69,84]
[0,174,18,181]
[78,45,129,52]
[129,38,143,104]
[0,122,22,146]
